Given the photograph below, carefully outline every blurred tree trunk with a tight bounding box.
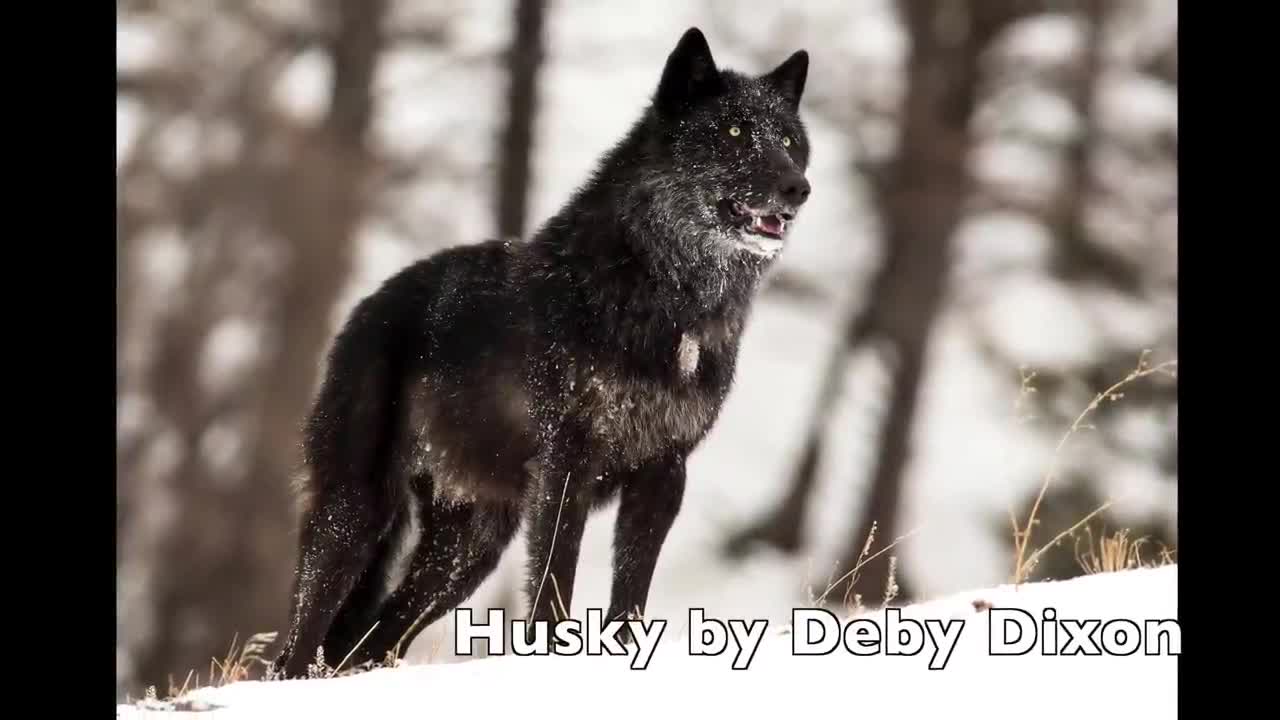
[1049,0,1143,294]
[725,0,1033,608]
[495,0,546,242]
[129,0,388,694]
[828,0,1034,607]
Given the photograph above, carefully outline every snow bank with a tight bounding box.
[118,565,1178,719]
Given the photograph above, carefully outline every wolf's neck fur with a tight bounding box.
[528,113,768,326]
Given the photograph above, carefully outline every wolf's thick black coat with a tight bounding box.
[273,27,812,676]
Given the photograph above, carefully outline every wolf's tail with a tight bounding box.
[299,295,407,506]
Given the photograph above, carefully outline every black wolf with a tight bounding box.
[272,27,812,677]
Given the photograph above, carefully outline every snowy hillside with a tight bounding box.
[119,564,1178,719]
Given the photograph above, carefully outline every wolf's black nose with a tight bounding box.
[777,172,811,206]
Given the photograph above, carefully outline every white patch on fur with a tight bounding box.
[677,332,700,380]
[382,493,422,601]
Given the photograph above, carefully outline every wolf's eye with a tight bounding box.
[728,126,741,137]
[782,136,792,148]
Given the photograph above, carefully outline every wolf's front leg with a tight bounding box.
[608,453,686,643]
[523,427,596,638]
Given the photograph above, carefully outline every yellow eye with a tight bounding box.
[728,126,741,137]
[783,136,792,147]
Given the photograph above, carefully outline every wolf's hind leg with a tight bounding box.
[273,481,399,679]
[341,498,522,668]
[313,495,422,672]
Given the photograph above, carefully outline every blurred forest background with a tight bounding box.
[116,0,1177,701]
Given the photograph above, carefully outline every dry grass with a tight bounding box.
[1074,526,1176,575]
[127,629,399,712]
[805,520,921,616]
[126,631,285,712]
[1010,349,1177,585]
[158,630,280,700]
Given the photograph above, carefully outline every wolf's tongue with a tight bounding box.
[758,215,783,235]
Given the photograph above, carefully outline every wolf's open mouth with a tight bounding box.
[722,199,792,239]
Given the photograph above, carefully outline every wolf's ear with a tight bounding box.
[765,50,808,109]
[656,27,723,115]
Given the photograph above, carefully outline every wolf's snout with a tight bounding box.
[776,172,811,206]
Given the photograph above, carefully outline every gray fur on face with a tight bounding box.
[618,69,812,304]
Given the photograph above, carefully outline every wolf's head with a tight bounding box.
[642,27,811,261]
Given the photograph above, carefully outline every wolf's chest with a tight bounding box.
[575,331,723,463]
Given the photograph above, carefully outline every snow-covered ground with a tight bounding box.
[119,564,1178,719]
